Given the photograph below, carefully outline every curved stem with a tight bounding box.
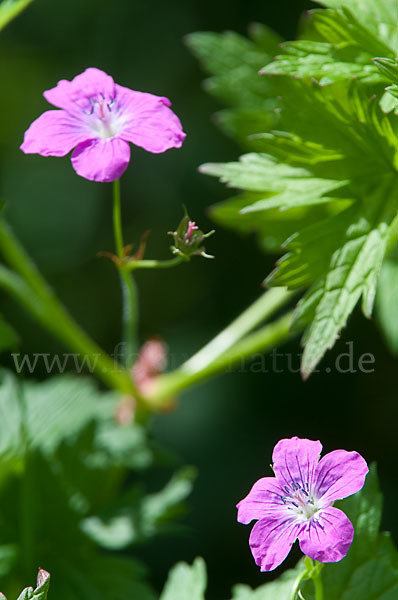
[183,287,295,373]
[113,179,139,367]
[145,310,295,409]
[0,263,137,395]
[126,255,185,271]
[290,568,310,600]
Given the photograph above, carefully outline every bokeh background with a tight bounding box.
[0,0,397,598]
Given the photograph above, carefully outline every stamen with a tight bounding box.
[98,101,105,120]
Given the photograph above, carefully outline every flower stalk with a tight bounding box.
[126,255,185,271]
[112,178,139,367]
[290,558,324,600]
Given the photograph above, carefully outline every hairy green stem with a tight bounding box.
[290,568,310,600]
[146,311,295,408]
[183,286,295,373]
[126,255,185,270]
[0,263,136,395]
[113,179,139,367]
[313,570,324,600]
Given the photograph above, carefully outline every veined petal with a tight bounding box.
[249,515,304,572]
[115,85,186,153]
[272,437,322,492]
[20,110,89,157]
[44,68,115,111]
[314,450,368,507]
[71,138,130,182]
[298,507,354,563]
[237,477,286,524]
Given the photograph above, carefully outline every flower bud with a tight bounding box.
[169,210,214,259]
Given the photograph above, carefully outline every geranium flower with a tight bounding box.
[237,436,368,572]
[20,68,186,182]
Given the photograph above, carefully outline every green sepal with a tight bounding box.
[169,209,215,260]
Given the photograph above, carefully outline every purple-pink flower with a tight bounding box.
[20,68,186,182]
[237,437,368,572]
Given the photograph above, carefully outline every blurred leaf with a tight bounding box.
[0,0,34,31]
[376,256,398,355]
[81,466,197,549]
[0,316,19,353]
[229,566,300,599]
[186,28,280,143]
[160,557,206,600]
[0,371,172,599]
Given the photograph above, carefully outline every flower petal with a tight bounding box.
[249,515,304,571]
[44,68,115,112]
[237,477,286,524]
[20,110,89,157]
[298,507,354,563]
[71,138,130,182]
[272,437,322,493]
[314,449,368,507]
[115,85,186,153]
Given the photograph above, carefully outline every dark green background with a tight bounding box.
[0,1,397,598]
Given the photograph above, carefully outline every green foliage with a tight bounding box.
[81,466,196,549]
[374,57,398,110]
[191,1,398,375]
[186,27,281,144]
[160,557,206,600]
[0,370,193,599]
[0,0,34,31]
[317,0,398,53]
[0,569,50,600]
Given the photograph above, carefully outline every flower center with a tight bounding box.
[280,481,319,521]
[84,94,122,139]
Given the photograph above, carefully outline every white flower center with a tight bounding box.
[84,95,124,139]
[280,481,319,521]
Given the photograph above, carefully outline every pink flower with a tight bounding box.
[237,436,368,572]
[20,68,186,182]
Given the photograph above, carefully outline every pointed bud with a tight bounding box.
[169,209,215,259]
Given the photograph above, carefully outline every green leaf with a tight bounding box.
[373,57,398,84]
[201,154,348,211]
[0,371,161,598]
[316,0,398,53]
[229,566,300,599]
[376,255,398,355]
[81,466,197,549]
[186,28,281,143]
[160,557,206,600]
[210,194,330,253]
[300,186,397,377]
[201,76,398,374]
[0,0,34,31]
[14,569,50,600]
